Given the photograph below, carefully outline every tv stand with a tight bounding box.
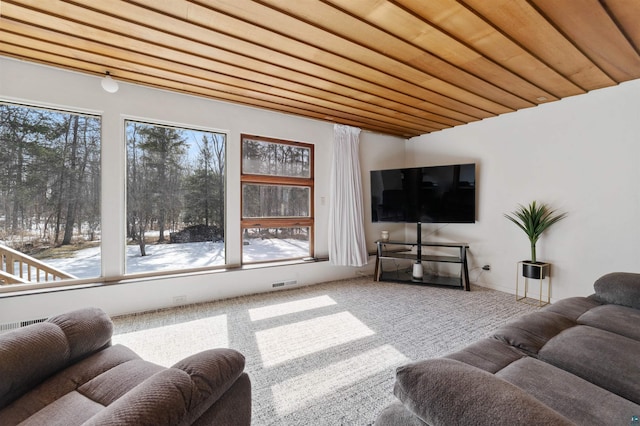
[374,240,470,291]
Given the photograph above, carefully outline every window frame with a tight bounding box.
[123,117,229,277]
[240,134,314,264]
[0,101,103,292]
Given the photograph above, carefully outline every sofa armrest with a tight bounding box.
[0,307,112,410]
[171,348,247,421]
[82,349,249,426]
[593,272,640,309]
[393,358,574,426]
[82,368,193,426]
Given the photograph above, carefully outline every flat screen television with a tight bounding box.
[370,163,476,223]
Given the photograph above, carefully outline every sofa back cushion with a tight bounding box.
[444,337,526,373]
[496,357,640,425]
[593,272,640,309]
[0,307,112,410]
[47,307,113,360]
[0,323,70,410]
[577,304,640,342]
[542,296,602,321]
[491,311,575,355]
[539,325,640,405]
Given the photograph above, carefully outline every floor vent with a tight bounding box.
[0,317,47,334]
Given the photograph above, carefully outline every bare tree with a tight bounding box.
[0,103,100,254]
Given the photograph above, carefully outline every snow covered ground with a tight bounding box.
[44,238,309,278]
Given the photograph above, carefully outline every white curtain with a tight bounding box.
[329,124,368,266]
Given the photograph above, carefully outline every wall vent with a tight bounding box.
[271,279,297,288]
[0,317,47,334]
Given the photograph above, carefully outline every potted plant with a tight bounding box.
[504,201,567,279]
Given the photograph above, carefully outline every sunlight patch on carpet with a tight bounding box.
[256,311,374,367]
[249,295,337,321]
[271,344,408,415]
[112,315,228,367]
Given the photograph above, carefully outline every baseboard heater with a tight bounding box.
[0,317,48,334]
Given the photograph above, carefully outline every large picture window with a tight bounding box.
[241,134,314,263]
[126,120,226,275]
[0,102,101,286]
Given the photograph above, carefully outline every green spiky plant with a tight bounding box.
[504,201,567,263]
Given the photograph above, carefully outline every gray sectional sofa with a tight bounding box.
[0,307,251,425]
[375,272,640,425]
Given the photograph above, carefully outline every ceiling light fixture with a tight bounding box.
[101,71,119,93]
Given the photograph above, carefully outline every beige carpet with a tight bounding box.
[112,277,539,425]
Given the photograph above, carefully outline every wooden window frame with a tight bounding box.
[240,134,314,263]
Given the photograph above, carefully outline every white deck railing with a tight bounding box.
[0,245,76,285]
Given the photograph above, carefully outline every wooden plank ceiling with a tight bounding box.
[1,0,640,137]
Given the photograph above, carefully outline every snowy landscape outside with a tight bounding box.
[42,237,309,278]
[1,104,312,285]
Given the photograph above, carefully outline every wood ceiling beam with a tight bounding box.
[64,0,503,121]
[531,0,640,82]
[2,0,639,137]
[1,35,435,137]
[603,0,640,56]
[257,0,550,105]
[185,0,522,112]
[460,0,618,89]
[344,0,585,99]
[3,0,491,123]
[0,18,450,132]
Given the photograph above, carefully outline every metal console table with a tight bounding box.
[374,240,470,291]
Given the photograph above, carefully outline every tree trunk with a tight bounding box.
[138,223,146,256]
[62,116,80,245]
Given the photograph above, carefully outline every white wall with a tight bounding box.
[359,132,408,245]
[3,57,637,322]
[405,80,640,300]
[0,58,397,323]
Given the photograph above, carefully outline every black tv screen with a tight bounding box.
[370,163,476,223]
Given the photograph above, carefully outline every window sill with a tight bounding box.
[0,257,328,298]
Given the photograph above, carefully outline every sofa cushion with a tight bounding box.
[542,296,602,321]
[444,337,526,373]
[79,358,166,406]
[491,311,575,355]
[47,307,113,360]
[82,368,194,426]
[0,307,113,410]
[577,304,640,341]
[393,358,573,426]
[0,344,146,425]
[593,272,640,309]
[496,357,640,426]
[539,325,640,404]
[10,391,104,426]
[0,323,69,411]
